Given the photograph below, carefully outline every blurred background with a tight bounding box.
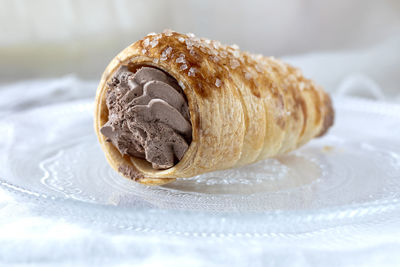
[1,0,399,95]
[0,0,399,110]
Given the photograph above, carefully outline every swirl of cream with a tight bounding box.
[100,66,191,169]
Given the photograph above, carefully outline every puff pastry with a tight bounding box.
[94,30,334,185]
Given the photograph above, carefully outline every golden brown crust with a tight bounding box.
[317,92,335,137]
[94,30,334,185]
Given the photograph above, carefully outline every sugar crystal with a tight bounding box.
[210,55,220,62]
[150,39,159,48]
[255,64,263,73]
[180,64,188,70]
[200,47,208,53]
[215,78,222,87]
[161,46,172,58]
[219,51,228,58]
[213,41,221,50]
[185,39,194,48]
[230,59,240,69]
[176,54,186,64]
[188,67,197,77]
[245,72,252,80]
[163,29,173,36]
[210,49,219,56]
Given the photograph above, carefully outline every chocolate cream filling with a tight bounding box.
[100,66,192,169]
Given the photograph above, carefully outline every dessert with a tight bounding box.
[94,30,334,185]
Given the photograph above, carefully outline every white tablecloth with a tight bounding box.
[1,38,400,267]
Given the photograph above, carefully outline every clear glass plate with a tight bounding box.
[1,96,400,236]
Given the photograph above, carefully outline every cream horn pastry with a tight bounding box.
[94,30,334,185]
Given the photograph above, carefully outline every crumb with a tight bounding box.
[323,145,334,152]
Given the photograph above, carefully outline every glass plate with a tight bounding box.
[1,96,400,236]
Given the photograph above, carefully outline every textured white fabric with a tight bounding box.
[1,185,400,266]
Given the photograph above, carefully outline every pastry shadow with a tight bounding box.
[161,153,322,195]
